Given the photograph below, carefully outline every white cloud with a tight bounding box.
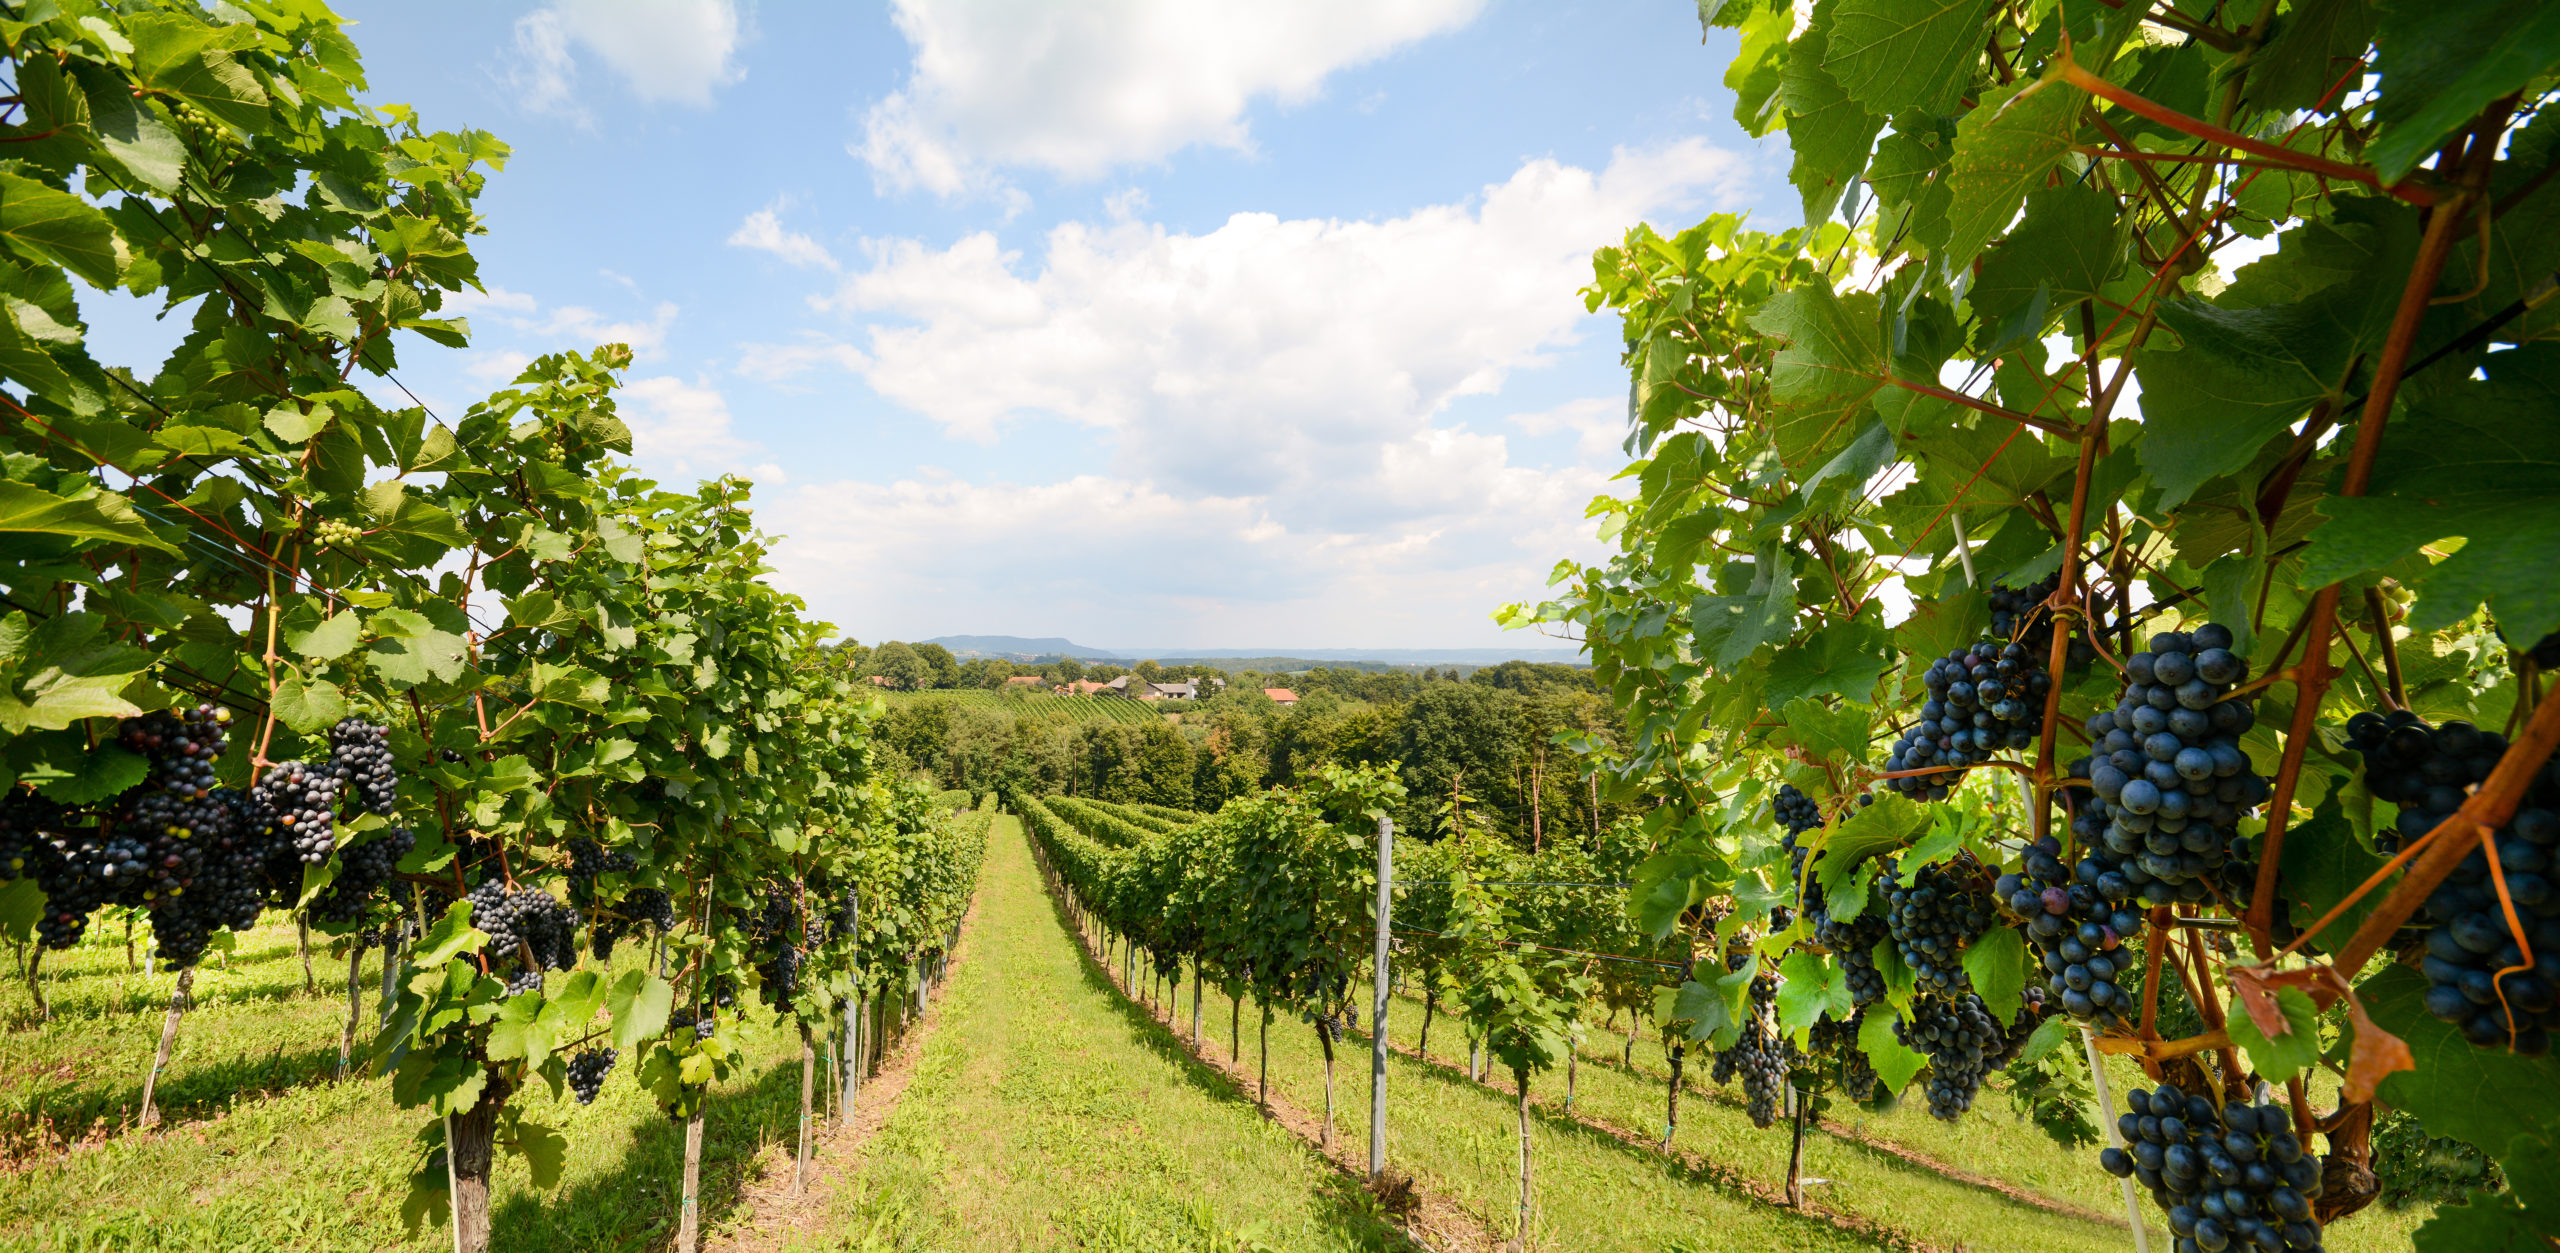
[751,141,1751,646]
[502,0,746,120]
[824,139,1748,513]
[442,285,540,317]
[621,375,772,482]
[530,301,681,353]
[856,0,1484,195]
[733,335,870,384]
[728,204,841,271]
[762,453,1605,648]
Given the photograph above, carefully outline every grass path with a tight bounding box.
[790,817,1408,1252]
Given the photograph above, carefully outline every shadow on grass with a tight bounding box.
[3,1041,353,1145]
[1027,850,1413,1253]
[489,1049,812,1252]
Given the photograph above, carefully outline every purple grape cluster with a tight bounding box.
[2344,711,2505,853]
[1885,641,2053,801]
[1998,834,2145,1024]
[2098,1082,2325,1252]
[2073,624,2272,907]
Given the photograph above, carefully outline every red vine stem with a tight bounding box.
[2055,55,2438,207]
[2245,155,2488,949]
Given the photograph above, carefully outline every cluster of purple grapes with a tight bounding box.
[2412,744,2560,1053]
[2345,711,2508,853]
[2071,624,2272,908]
[1885,853,1998,997]
[2098,1082,2325,1252]
[567,1048,617,1104]
[1709,952,1792,1128]
[1884,642,2052,802]
[1998,834,2145,1024]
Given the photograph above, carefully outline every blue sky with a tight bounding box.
[217,2,1791,650]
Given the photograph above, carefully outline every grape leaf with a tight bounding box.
[0,171,121,290]
[1766,616,1894,704]
[1748,284,1885,466]
[1778,17,1883,224]
[1823,0,2001,118]
[0,876,44,943]
[506,1117,568,1191]
[2224,984,2321,1082]
[1776,951,1857,1041]
[2249,0,2375,115]
[1962,925,2026,1024]
[2366,0,2560,183]
[270,676,348,733]
[1969,183,2123,338]
[2363,965,2560,1164]
[1939,77,2081,277]
[32,744,146,804]
[609,970,674,1052]
[1859,1004,1930,1093]
[2299,346,2560,642]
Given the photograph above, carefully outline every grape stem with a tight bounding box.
[2054,52,2438,206]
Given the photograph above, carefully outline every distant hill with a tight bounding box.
[920,635,1585,668]
[921,635,1125,661]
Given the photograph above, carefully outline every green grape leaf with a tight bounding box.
[507,1117,569,1191]
[2366,0,2560,184]
[0,171,122,289]
[32,744,147,804]
[2364,964,2560,1159]
[1823,0,2001,118]
[1970,183,2124,340]
[1749,284,1885,465]
[2015,1014,2078,1067]
[0,876,42,943]
[2225,985,2322,1083]
[0,481,179,553]
[1776,951,1856,1040]
[287,610,365,661]
[1765,615,1894,704]
[1859,1005,1930,1093]
[270,676,349,733]
[1778,18,1883,224]
[1962,925,2026,1024]
[1777,696,1871,766]
[2249,0,2375,115]
[1939,76,2082,277]
[609,970,674,1052]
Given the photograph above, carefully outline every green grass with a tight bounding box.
[791,816,1404,1252]
[0,911,843,1251]
[1179,980,2435,1253]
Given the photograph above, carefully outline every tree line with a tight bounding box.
[877,660,1631,844]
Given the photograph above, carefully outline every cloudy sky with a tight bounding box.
[275,2,1781,650]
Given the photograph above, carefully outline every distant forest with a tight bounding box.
[836,639,1630,849]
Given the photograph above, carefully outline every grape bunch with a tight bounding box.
[1815,901,1890,1006]
[2073,624,2272,907]
[311,517,364,548]
[591,885,674,962]
[252,760,346,864]
[312,826,416,926]
[327,718,398,816]
[566,1048,617,1105]
[467,880,581,994]
[1708,954,1793,1128]
[2344,711,2506,853]
[1885,853,1998,996]
[1885,641,2053,801]
[0,791,59,883]
[2413,750,2560,1053]
[1894,989,2043,1121]
[1989,574,2104,670]
[1773,784,1823,836]
[564,837,639,907]
[1998,834,2145,1024]
[2098,1082,2326,1252]
[748,884,806,1008]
